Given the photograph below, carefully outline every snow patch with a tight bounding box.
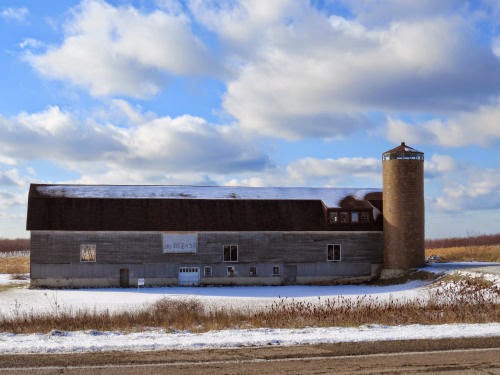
[0,324,498,354]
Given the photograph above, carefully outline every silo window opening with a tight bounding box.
[223,244,238,262]
[382,154,424,161]
[327,244,341,262]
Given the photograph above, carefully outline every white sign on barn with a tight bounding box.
[162,232,197,253]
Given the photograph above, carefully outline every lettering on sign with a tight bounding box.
[163,232,197,253]
[80,244,96,262]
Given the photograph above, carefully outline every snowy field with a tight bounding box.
[0,262,498,354]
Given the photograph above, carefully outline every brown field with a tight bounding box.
[0,256,29,274]
[425,245,500,262]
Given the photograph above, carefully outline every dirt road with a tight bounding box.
[1,337,499,374]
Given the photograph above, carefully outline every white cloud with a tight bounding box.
[342,0,464,26]
[285,157,380,186]
[493,37,500,59]
[434,168,500,212]
[120,115,269,173]
[0,105,269,178]
[208,154,385,191]
[0,7,29,22]
[424,154,456,179]
[387,102,500,147]
[189,1,500,139]
[26,0,219,97]
[0,169,26,187]
[19,38,44,49]
[0,191,25,209]
[189,0,293,47]
[20,1,500,140]
[16,106,74,136]
[109,99,147,125]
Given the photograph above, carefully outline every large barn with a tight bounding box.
[26,143,424,287]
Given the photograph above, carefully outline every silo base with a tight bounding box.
[379,268,408,280]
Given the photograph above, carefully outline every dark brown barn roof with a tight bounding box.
[27,184,382,231]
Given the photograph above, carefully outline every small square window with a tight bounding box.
[226,266,235,277]
[223,244,238,262]
[204,266,212,277]
[327,244,341,262]
[351,212,359,223]
[272,266,280,276]
[249,266,257,277]
[339,212,349,223]
[328,211,338,224]
[360,212,370,224]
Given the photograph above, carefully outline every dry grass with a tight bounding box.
[0,256,29,274]
[426,245,500,262]
[1,274,498,334]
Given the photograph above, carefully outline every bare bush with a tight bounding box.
[426,233,500,249]
[0,239,30,252]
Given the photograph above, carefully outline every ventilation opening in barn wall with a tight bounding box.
[119,268,129,288]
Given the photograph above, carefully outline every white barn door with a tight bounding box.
[178,267,200,286]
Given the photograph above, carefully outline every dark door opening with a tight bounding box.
[284,264,297,283]
[119,268,129,288]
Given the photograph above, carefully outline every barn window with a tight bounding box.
[351,212,359,223]
[360,212,370,223]
[272,266,280,276]
[327,244,341,262]
[339,212,349,223]
[249,266,257,277]
[204,266,212,277]
[226,266,235,277]
[328,211,338,224]
[80,244,96,262]
[223,244,238,262]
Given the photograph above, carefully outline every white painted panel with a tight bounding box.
[163,233,197,253]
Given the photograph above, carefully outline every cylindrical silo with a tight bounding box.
[382,142,425,276]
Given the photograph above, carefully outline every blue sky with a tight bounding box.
[0,0,499,239]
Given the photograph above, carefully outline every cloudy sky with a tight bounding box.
[0,0,499,239]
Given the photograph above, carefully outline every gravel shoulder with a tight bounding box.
[1,337,499,370]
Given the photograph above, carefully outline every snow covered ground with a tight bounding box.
[0,262,498,354]
[1,324,499,354]
[0,278,431,318]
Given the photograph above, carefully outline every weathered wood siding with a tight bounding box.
[30,230,383,287]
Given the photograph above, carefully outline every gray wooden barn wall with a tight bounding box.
[30,231,383,287]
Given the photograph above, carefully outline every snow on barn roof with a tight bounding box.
[34,185,381,208]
